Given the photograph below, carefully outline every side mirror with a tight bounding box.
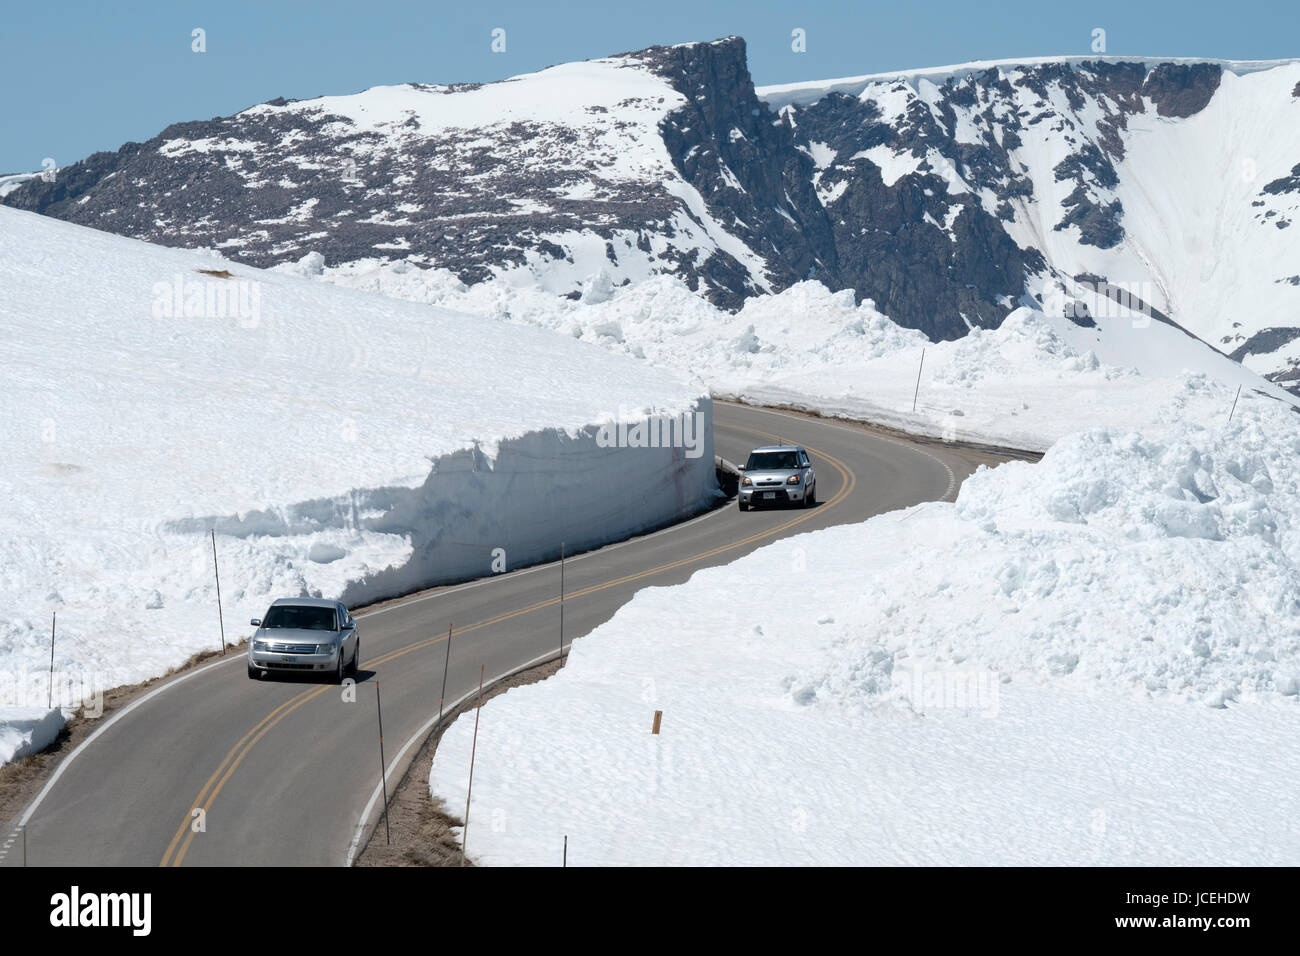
[737,465,746,472]
[250,618,261,627]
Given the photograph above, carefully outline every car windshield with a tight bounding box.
[261,605,337,630]
[746,451,800,471]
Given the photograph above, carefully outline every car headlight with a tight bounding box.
[741,476,751,486]
[787,474,802,484]
[317,642,336,654]
[253,641,268,651]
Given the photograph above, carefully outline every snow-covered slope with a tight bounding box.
[0,207,715,733]
[287,261,1298,452]
[430,388,1300,865]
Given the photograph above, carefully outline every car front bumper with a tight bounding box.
[741,484,804,505]
[249,645,339,672]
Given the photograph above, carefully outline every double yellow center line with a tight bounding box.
[160,425,854,866]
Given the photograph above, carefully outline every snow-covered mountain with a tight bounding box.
[761,54,1300,390]
[6,37,1300,390]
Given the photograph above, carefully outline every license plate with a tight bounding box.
[763,492,775,499]
[281,656,294,662]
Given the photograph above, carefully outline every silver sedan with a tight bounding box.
[247,598,360,683]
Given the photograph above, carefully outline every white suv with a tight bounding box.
[738,445,816,510]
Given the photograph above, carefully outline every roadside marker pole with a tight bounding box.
[563,835,567,867]
[1228,384,1242,422]
[559,542,566,663]
[376,682,391,845]
[461,664,486,866]
[437,623,454,731]
[211,530,226,655]
[912,347,926,413]
[47,612,56,709]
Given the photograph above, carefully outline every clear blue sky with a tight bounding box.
[2,0,1296,173]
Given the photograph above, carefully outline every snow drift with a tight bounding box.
[293,260,1298,451]
[0,207,715,749]
[430,382,1300,865]
[0,707,66,766]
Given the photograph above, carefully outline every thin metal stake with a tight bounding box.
[1228,384,1242,423]
[211,530,226,655]
[559,542,566,662]
[437,623,454,731]
[462,664,486,866]
[48,612,56,709]
[912,347,926,413]
[376,682,391,844]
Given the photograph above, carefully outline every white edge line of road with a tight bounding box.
[343,643,567,866]
[9,479,734,837]
[12,405,964,856]
[342,407,969,867]
[15,652,237,828]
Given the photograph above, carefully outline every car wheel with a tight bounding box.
[805,483,815,507]
[738,498,748,511]
[349,639,360,676]
[335,648,345,684]
[247,663,260,680]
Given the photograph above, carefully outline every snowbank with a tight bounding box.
[0,208,715,743]
[0,171,38,198]
[430,387,1300,865]
[295,260,1297,451]
[0,708,66,765]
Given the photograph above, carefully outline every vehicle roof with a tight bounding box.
[269,597,339,608]
[749,445,805,453]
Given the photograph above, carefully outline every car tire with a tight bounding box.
[247,663,260,680]
[805,483,815,507]
[334,648,346,684]
[738,498,748,511]
[349,639,360,676]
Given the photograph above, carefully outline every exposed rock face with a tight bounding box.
[1230,327,1300,363]
[5,39,1299,385]
[1264,163,1300,195]
[1141,62,1223,117]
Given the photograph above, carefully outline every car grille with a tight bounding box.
[267,661,318,670]
[268,643,317,654]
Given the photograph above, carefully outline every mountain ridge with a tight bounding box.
[6,36,1299,390]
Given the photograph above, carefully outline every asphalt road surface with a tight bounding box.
[5,402,1023,866]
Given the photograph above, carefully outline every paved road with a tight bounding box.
[6,402,1019,866]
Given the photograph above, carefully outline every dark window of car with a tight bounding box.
[745,451,800,470]
[261,605,337,630]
